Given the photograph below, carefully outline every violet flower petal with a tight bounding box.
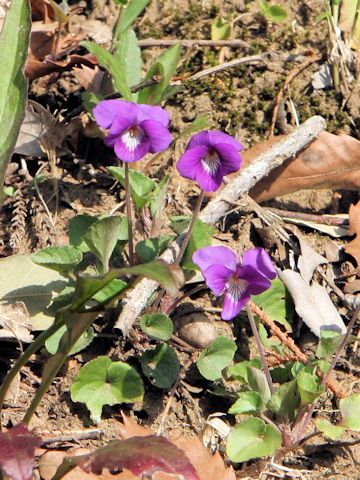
[193,246,237,272]
[114,135,150,162]
[176,145,208,181]
[201,264,234,296]
[137,104,170,127]
[222,291,250,320]
[207,131,243,151]
[187,130,243,151]
[141,119,172,153]
[104,115,137,147]
[213,143,242,175]
[238,265,272,295]
[93,100,138,129]
[195,161,224,192]
[242,248,276,280]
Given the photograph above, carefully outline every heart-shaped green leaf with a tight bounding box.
[141,343,179,388]
[140,313,173,341]
[197,336,237,381]
[31,246,83,275]
[71,356,144,423]
[339,393,360,431]
[226,418,281,462]
[315,418,346,440]
[228,391,263,415]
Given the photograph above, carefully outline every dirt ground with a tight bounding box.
[1,0,360,479]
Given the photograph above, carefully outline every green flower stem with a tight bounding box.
[124,162,134,266]
[175,189,205,265]
[294,306,360,443]
[246,304,274,395]
[0,320,65,429]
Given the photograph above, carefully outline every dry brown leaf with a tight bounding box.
[118,414,235,480]
[344,200,360,266]
[240,131,360,202]
[0,301,33,343]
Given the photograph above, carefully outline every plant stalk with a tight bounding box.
[294,307,360,442]
[246,304,274,394]
[0,320,65,429]
[124,162,134,266]
[175,189,205,265]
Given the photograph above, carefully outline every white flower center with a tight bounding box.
[202,149,221,176]
[121,126,144,152]
[226,276,248,301]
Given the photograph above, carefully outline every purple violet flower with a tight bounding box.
[93,99,172,162]
[176,130,243,192]
[193,246,276,320]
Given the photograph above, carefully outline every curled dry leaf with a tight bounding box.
[239,131,360,203]
[344,199,360,266]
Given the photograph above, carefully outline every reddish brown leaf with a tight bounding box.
[72,436,199,480]
[344,200,360,266]
[238,131,360,202]
[25,54,97,81]
[0,423,41,480]
[118,415,235,480]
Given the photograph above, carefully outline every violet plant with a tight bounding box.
[0,1,359,478]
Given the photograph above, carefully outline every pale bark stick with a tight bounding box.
[138,39,250,48]
[115,115,327,333]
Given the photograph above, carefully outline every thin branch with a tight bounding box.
[115,116,327,334]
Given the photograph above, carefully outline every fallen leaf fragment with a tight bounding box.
[279,270,346,336]
[0,423,41,480]
[344,200,360,266]
[0,301,33,342]
[241,131,360,202]
[119,414,236,480]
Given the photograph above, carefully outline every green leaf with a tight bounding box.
[197,336,237,381]
[135,235,176,263]
[69,215,99,253]
[267,380,300,420]
[92,278,128,304]
[83,216,128,272]
[31,246,83,275]
[227,359,262,383]
[116,0,150,36]
[108,166,156,209]
[140,313,174,341]
[141,343,179,388]
[247,366,271,406]
[149,176,169,218]
[45,325,94,355]
[177,116,210,141]
[115,28,142,101]
[229,391,263,415]
[0,254,66,330]
[297,371,324,405]
[71,356,144,423]
[270,362,295,384]
[211,16,231,41]
[170,217,213,271]
[71,260,184,309]
[339,393,360,430]
[253,278,293,331]
[315,418,346,440]
[226,418,282,462]
[259,0,287,23]
[80,41,132,101]
[0,0,31,204]
[316,329,344,360]
[138,44,181,105]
